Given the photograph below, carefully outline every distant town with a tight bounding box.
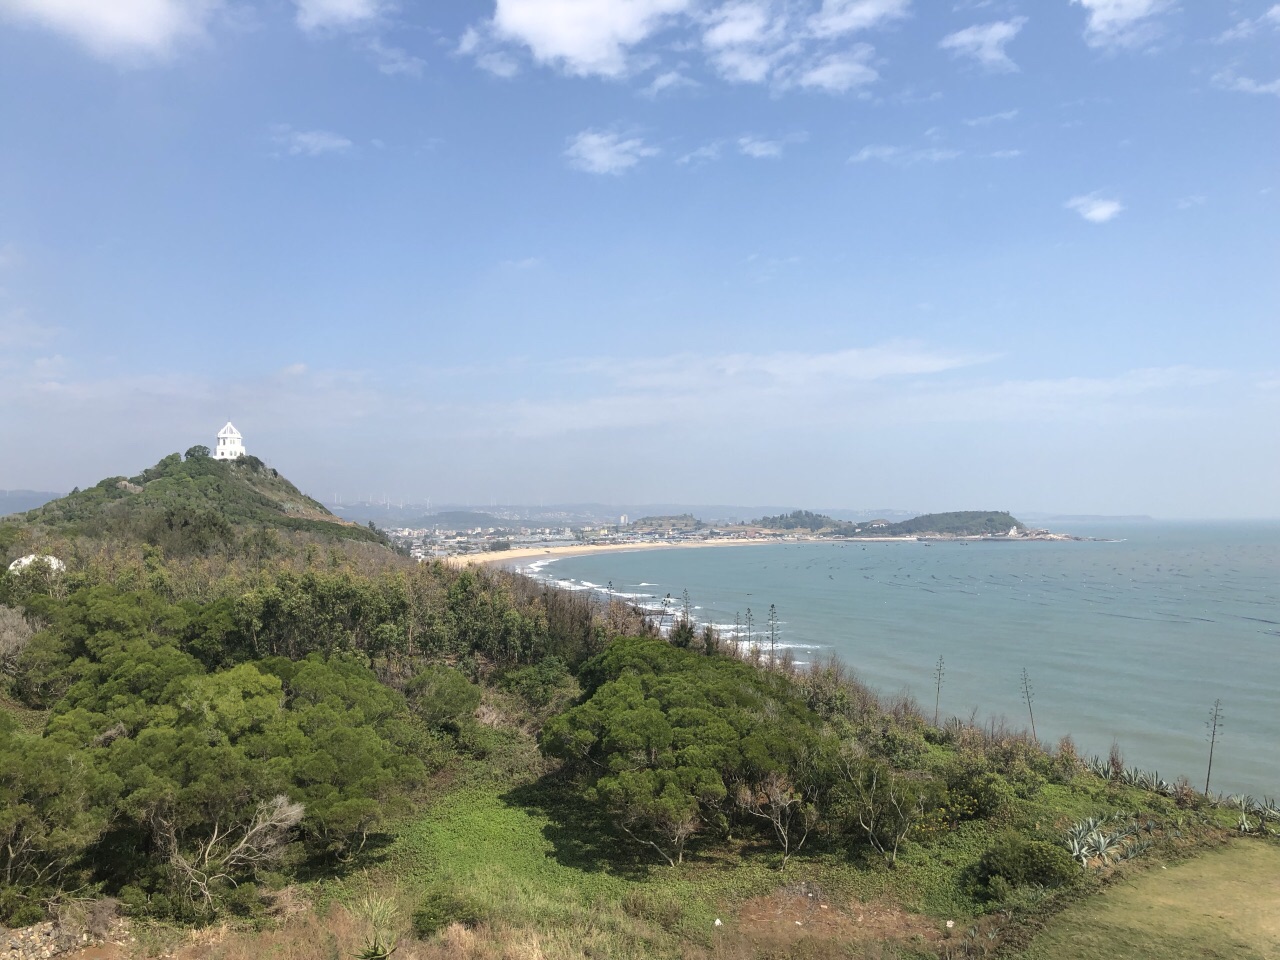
[378,510,1083,561]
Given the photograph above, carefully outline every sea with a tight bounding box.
[512,522,1280,799]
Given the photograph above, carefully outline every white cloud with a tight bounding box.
[807,0,910,38]
[701,0,784,83]
[1065,193,1124,223]
[964,108,1019,126]
[988,149,1022,159]
[1216,5,1280,42]
[459,0,889,95]
[366,38,424,76]
[294,0,382,33]
[565,129,658,174]
[1213,70,1280,97]
[272,126,354,156]
[1071,0,1170,50]
[678,141,724,165]
[793,47,878,92]
[1175,194,1206,209]
[482,0,691,77]
[738,136,783,158]
[457,25,521,77]
[642,69,697,96]
[0,0,218,61]
[851,144,961,164]
[939,17,1027,72]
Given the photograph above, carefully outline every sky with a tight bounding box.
[0,0,1277,517]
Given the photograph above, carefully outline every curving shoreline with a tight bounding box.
[448,536,787,568]
[444,532,1080,569]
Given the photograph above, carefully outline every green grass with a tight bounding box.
[326,726,1242,959]
[1017,841,1280,960]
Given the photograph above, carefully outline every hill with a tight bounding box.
[6,449,385,547]
[879,510,1023,536]
[753,509,846,532]
[750,510,1026,537]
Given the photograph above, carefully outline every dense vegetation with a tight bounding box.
[8,450,384,547]
[752,510,1026,538]
[753,510,841,532]
[0,465,1267,959]
[880,511,1025,537]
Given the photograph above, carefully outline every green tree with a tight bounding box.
[404,664,481,732]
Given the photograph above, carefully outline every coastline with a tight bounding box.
[445,532,1059,569]
[448,536,788,569]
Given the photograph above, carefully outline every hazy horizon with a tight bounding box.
[2,2,1276,516]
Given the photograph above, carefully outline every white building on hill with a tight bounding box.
[214,422,246,460]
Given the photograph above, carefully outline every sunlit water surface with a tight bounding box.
[517,522,1280,797]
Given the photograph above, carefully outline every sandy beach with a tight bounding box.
[446,535,934,569]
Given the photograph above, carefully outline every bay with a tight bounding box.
[520,522,1280,798]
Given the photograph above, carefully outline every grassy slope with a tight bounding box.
[354,717,1237,960]
[1018,841,1280,960]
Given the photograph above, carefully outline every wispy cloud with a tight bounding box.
[1175,194,1206,209]
[271,125,354,157]
[1071,0,1170,50]
[1214,5,1280,43]
[294,0,383,33]
[366,38,424,76]
[939,18,1027,72]
[964,108,1019,126]
[457,26,521,77]
[0,0,219,62]
[738,136,784,158]
[791,47,879,92]
[1213,70,1280,97]
[450,352,1228,441]
[642,69,697,96]
[851,144,961,164]
[1065,192,1124,223]
[678,141,724,165]
[565,129,659,175]
[807,0,911,39]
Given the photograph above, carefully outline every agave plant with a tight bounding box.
[1259,797,1280,825]
[1066,835,1091,867]
[1087,830,1127,865]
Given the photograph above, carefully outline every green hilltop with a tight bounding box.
[4,449,385,548]
[754,509,1026,537]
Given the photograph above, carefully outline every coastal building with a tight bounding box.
[214,422,246,461]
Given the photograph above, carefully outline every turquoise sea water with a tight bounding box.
[518,522,1280,798]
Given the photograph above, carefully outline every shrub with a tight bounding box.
[972,833,1078,901]
[411,888,483,938]
[498,656,575,713]
[405,665,481,732]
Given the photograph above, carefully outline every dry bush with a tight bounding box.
[0,604,38,676]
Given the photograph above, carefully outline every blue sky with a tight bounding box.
[1,0,1277,516]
